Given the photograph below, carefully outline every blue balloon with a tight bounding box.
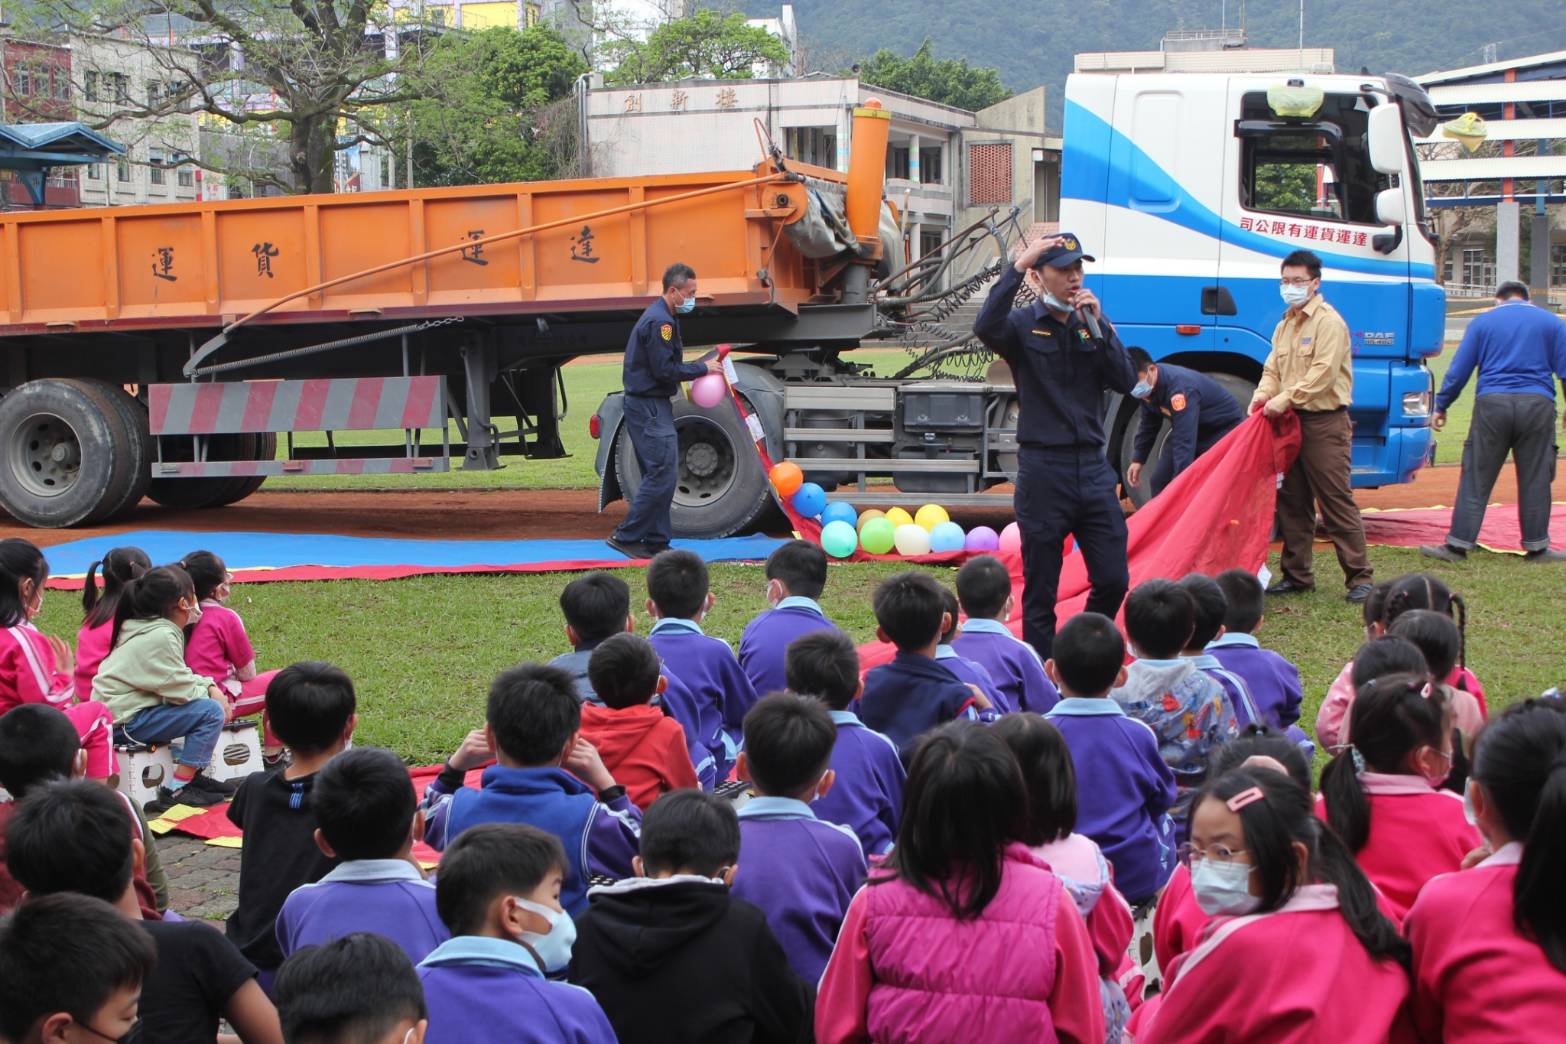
[820,501,858,529]
[929,520,966,553]
[791,482,826,518]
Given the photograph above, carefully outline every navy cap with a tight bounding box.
[1034,233,1095,268]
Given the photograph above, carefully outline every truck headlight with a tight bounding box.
[1403,390,1431,417]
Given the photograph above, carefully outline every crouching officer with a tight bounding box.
[607,262,722,559]
[1126,348,1244,496]
[973,234,1137,661]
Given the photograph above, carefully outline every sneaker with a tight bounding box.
[1524,548,1566,563]
[262,749,291,770]
[1419,543,1467,563]
[185,771,237,797]
[156,782,222,808]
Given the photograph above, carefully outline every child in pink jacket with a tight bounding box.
[815,721,1102,1044]
[179,551,282,762]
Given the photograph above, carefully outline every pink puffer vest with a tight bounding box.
[862,843,1066,1042]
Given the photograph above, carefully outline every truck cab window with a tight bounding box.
[1239,91,1389,226]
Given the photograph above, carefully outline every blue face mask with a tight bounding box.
[1190,859,1260,916]
[514,896,577,973]
[675,294,696,315]
[1131,379,1154,400]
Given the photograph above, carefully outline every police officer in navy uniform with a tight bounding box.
[1125,348,1244,496]
[607,262,722,559]
[973,234,1137,661]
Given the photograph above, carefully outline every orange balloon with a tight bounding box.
[769,461,804,497]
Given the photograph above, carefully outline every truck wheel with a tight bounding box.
[80,381,153,520]
[208,433,274,507]
[0,379,131,527]
[147,434,263,510]
[614,395,772,539]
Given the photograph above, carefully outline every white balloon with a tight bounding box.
[893,523,933,556]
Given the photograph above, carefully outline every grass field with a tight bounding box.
[38,544,1565,766]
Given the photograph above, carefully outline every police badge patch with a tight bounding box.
[1171,393,1187,411]
[660,323,673,342]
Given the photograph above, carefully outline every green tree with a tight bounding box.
[407,26,589,187]
[853,40,1008,111]
[604,10,790,85]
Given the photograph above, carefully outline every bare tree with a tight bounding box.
[1417,138,1500,287]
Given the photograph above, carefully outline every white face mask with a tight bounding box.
[1280,283,1312,308]
[1039,288,1072,313]
[183,598,202,625]
[1463,779,1479,827]
[1190,859,1260,916]
[513,896,576,973]
[1131,379,1154,400]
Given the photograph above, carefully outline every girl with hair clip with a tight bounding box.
[1130,769,1414,1044]
[92,565,236,808]
[993,713,1136,1040]
[815,721,1104,1044]
[1316,672,1480,922]
[1387,610,1483,791]
[0,538,118,781]
[179,550,284,764]
[1407,699,1566,1038]
[75,546,151,701]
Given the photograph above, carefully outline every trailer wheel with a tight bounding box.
[147,434,266,510]
[80,381,153,521]
[0,379,131,527]
[614,395,772,539]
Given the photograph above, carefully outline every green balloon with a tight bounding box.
[820,520,858,559]
[859,517,896,555]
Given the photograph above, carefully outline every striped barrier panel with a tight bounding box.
[154,457,448,477]
[149,376,446,436]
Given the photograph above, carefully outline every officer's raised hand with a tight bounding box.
[1013,236,1065,273]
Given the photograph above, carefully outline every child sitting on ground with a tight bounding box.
[0,893,155,1044]
[1206,570,1306,735]
[418,824,614,1043]
[93,564,234,807]
[275,933,428,1044]
[75,545,150,707]
[952,554,1060,714]
[732,692,867,982]
[1111,579,1239,789]
[935,588,1006,710]
[581,633,701,809]
[1043,612,1178,908]
[569,790,812,1044]
[739,539,842,697]
[1388,611,1485,784]
[421,663,641,915]
[859,571,988,760]
[1177,574,1259,726]
[645,550,758,779]
[785,630,904,858]
[0,539,118,784]
[549,571,635,702]
[277,747,447,964]
[180,550,284,765]
[6,779,282,1043]
[227,661,357,991]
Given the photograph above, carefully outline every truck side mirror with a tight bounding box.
[1375,187,1407,225]
[1367,103,1405,176]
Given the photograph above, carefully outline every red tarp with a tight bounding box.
[1361,502,1566,552]
[855,412,1302,670]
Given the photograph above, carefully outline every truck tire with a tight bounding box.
[208,433,274,507]
[147,433,265,510]
[614,394,772,539]
[1116,372,1257,508]
[0,379,132,527]
[80,381,153,520]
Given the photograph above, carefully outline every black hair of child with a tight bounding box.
[559,572,632,644]
[0,893,156,1043]
[1349,636,1428,692]
[0,538,47,630]
[1213,569,1265,635]
[765,540,829,600]
[784,630,861,710]
[178,550,228,602]
[872,571,949,651]
[1050,612,1125,697]
[639,789,740,878]
[1388,610,1460,682]
[1382,573,1467,668]
[312,747,417,862]
[488,663,581,764]
[266,661,358,754]
[587,633,662,710]
[1177,573,1227,650]
[110,563,195,649]
[0,704,79,798]
[992,713,1077,846]
[1123,579,1196,659]
[1211,725,1313,791]
[274,932,428,1044]
[955,554,1012,621]
[646,550,709,621]
[5,779,135,903]
[81,546,152,629]
[434,823,569,937]
[742,692,837,797]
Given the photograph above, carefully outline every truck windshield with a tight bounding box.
[1239,91,1391,226]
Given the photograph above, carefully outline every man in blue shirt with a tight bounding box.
[608,262,721,559]
[1421,282,1566,564]
[1125,348,1244,496]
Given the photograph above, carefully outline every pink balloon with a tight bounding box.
[964,525,1000,552]
[999,522,1023,553]
[690,372,728,409]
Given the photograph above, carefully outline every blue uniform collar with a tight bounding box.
[829,709,864,728]
[1047,696,1126,717]
[1207,633,1260,650]
[419,935,543,976]
[772,596,825,616]
[958,618,1013,636]
[736,795,818,821]
[934,644,958,660]
[1187,653,1224,669]
[320,859,426,884]
[648,296,676,324]
[650,617,704,636]
[890,650,960,680]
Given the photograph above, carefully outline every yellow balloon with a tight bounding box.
[884,507,913,528]
[856,508,886,532]
[914,504,950,531]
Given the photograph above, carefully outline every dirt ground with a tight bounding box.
[5,461,1561,548]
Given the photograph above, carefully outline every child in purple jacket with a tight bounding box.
[274,933,429,1044]
[419,824,615,1044]
[1208,570,1308,738]
[733,693,867,983]
[276,747,448,965]
[645,550,758,780]
[935,587,1007,711]
[952,554,1061,714]
[1177,573,1262,727]
[739,540,843,699]
[421,664,642,916]
[786,630,905,858]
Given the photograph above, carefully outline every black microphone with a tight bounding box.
[1075,297,1104,341]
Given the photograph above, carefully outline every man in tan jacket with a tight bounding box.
[1250,249,1374,603]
